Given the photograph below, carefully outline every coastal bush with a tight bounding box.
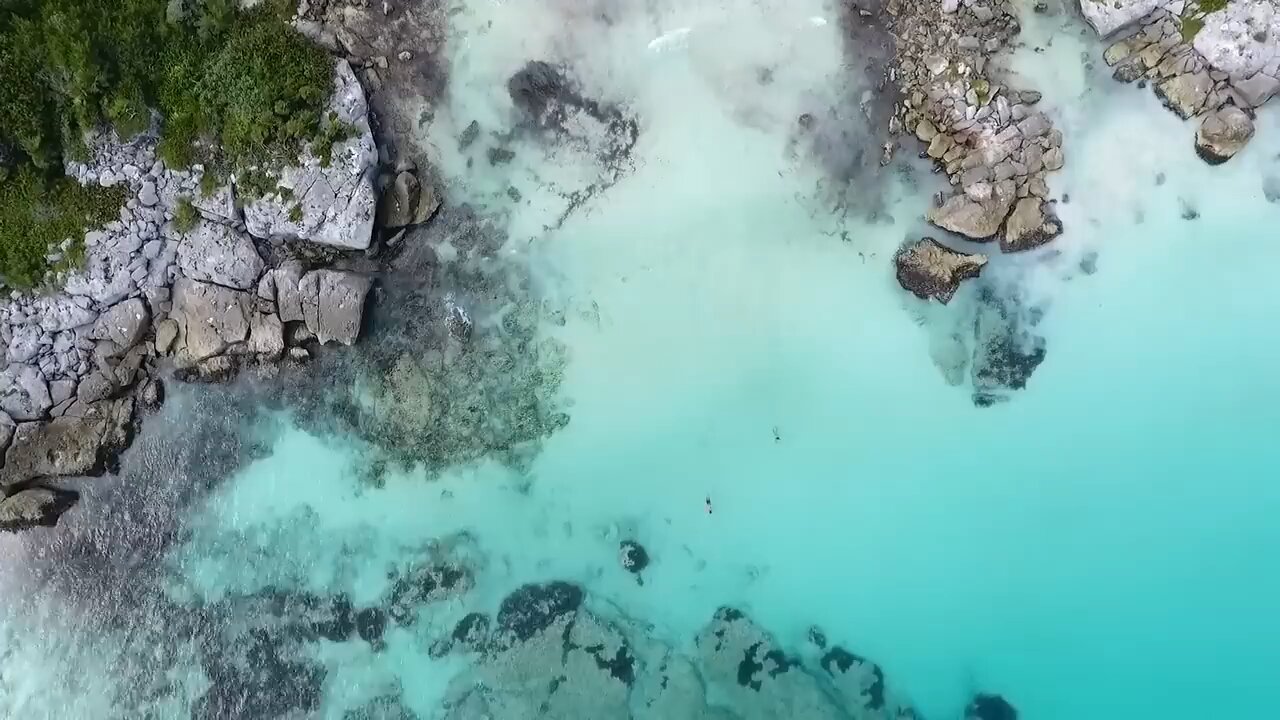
[0,0,334,287]
[173,197,199,233]
[0,167,122,288]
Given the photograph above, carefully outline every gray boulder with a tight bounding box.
[895,238,988,304]
[92,298,150,348]
[298,269,371,345]
[0,487,79,533]
[169,277,253,364]
[1,398,133,487]
[0,364,52,421]
[177,220,264,290]
[241,60,377,250]
[1195,105,1255,164]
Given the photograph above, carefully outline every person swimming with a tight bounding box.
[705,496,713,514]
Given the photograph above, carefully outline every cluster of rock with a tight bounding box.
[427,579,1020,720]
[1,59,387,532]
[883,0,1066,305]
[1087,0,1277,163]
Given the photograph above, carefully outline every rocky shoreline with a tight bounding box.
[0,41,439,531]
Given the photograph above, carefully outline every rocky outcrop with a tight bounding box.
[239,60,378,250]
[1091,1,1280,163]
[1196,105,1255,163]
[887,0,1066,252]
[0,486,79,532]
[895,238,988,305]
[966,693,1019,720]
[0,55,391,532]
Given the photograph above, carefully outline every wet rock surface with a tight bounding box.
[895,237,989,304]
[0,486,79,532]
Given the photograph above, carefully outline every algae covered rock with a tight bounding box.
[895,238,988,304]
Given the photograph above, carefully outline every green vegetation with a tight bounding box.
[0,0,335,287]
[0,167,123,288]
[1180,0,1230,42]
[173,196,199,233]
[288,204,303,223]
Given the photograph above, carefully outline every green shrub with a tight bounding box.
[0,0,337,286]
[173,196,199,233]
[0,167,122,288]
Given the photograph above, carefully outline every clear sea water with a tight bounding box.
[4,0,1280,718]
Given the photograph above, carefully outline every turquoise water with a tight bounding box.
[3,1,1280,718]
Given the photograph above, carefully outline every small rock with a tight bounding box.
[92,299,150,349]
[155,319,179,355]
[138,181,158,207]
[49,379,77,406]
[966,693,1018,720]
[894,237,989,305]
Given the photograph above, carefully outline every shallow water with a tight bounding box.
[4,0,1280,718]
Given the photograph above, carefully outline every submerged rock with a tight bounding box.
[966,693,1019,720]
[970,286,1047,406]
[0,486,79,532]
[894,238,988,305]
[619,539,649,574]
[1195,105,1255,164]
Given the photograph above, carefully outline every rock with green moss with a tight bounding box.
[240,60,378,250]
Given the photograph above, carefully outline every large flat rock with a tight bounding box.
[1,398,133,488]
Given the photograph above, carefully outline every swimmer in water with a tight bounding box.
[705,496,713,514]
